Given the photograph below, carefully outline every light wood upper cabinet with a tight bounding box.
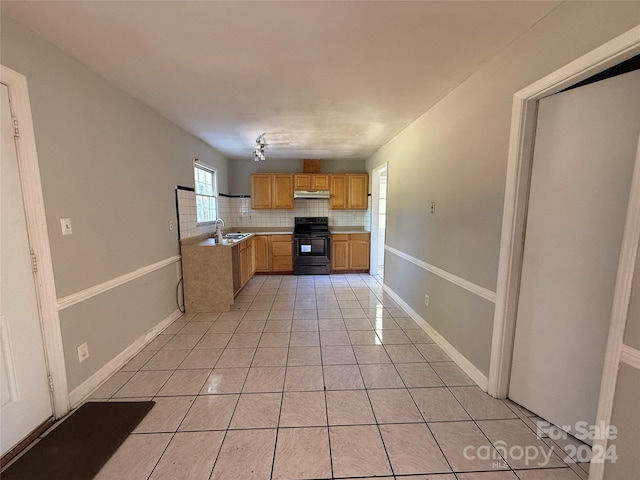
[294,174,329,190]
[347,174,369,209]
[272,174,294,209]
[294,174,311,190]
[250,174,272,209]
[253,172,365,210]
[329,173,368,210]
[311,174,329,190]
[329,175,348,209]
[251,174,294,209]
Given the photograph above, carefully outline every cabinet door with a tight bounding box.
[254,235,270,272]
[272,255,293,271]
[272,240,292,256]
[312,174,329,190]
[232,244,241,295]
[347,174,369,209]
[273,174,294,209]
[329,175,348,209]
[294,174,311,190]
[248,237,256,277]
[240,246,250,288]
[331,241,349,270]
[349,236,370,270]
[251,174,272,209]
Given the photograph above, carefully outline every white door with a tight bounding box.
[509,70,640,442]
[0,82,52,456]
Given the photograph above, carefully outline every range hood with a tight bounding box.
[294,190,330,200]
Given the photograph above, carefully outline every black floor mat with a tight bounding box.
[2,401,154,480]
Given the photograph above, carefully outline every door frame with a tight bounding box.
[489,25,640,479]
[1,65,69,419]
[369,163,387,277]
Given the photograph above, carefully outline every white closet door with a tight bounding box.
[0,83,52,456]
[509,70,640,441]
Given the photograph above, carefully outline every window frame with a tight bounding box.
[194,161,218,225]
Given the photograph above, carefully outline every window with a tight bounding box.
[194,163,217,224]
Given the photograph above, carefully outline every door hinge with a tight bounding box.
[13,117,19,138]
[48,374,54,392]
[31,254,38,273]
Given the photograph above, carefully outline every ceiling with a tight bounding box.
[3,1,560,161]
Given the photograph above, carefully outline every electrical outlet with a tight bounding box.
[424,294,430,307]
[168,220,174,231]
[77,342,89,363]
[60,217,73,235]
[430,202,436,214]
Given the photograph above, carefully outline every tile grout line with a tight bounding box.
[318,280,336,480]
[269,275,290,480]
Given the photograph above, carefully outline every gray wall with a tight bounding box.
[1,16,229,391]
[228,158,365,195]
[365,1,640,376]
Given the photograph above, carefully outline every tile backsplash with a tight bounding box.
[176,188,371,239]
[176,188,219,239]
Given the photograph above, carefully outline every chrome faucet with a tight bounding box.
[214,218,225,242]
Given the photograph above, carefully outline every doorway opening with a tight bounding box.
[489,26,640,480]
[370,164,387,281]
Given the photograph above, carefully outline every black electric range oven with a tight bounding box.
[293,217,331,275]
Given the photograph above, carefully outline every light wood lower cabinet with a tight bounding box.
[254,235,270,272]
[253,234,293,273]
[331,233,370,272]
[239,237,254,292]
[331,235,349,270]
[271,235,293,272]
[349,235,370,269]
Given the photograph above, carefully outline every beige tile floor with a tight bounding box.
[87,274,591,480]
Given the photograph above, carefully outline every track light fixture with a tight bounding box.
[254,133,266,162]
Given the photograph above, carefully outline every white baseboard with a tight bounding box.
[382,284,489,391]
[68,309,183,407]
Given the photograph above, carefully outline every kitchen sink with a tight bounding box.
[223,233,251,240]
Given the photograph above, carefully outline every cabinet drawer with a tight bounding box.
[332,234,349,241]
[272,241,292,256]
[271,234,292,242]
[349,233,370,241]
[272,256,293,271]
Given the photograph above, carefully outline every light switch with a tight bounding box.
[60,218,72,235]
